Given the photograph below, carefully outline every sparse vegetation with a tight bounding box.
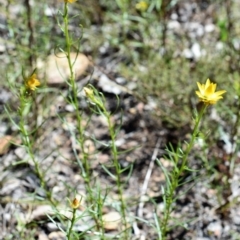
[1,0,240,239]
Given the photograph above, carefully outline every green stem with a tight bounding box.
[19,97,55,206]
[105,111,128,239]
[160,104,207,239]
[63,2,90,184]
[87,91,128,237]
[63,3,103,234]
[180,104,207,172]
[67,208,77,240]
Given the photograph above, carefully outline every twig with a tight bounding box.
[137,138,161,218]
[24,0,35,67]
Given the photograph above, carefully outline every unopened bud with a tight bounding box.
[71,197,81,209]
[84,87,94,99]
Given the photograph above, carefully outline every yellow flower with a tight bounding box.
[65,0,76,3]
[25,73,40,91]
[71,197,81,209]
[136,1,148,11]
[196,79,226,105]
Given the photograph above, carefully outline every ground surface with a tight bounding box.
[0,0,240,239]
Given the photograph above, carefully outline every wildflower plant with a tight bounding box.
[67,196,81,239]
[84,85,130,237]
[56,1,114,238]
[4,0,234,239]
[157,79,226,239]
[54,1,132,238]
[5,68,57,206]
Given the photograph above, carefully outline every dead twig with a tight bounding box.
[137,138,161,217]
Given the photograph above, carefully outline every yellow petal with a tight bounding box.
[205,84,215,95]
[197,82,205,95]
[195,91,203,98]
[205,79,211,89]
[215,90,226,96]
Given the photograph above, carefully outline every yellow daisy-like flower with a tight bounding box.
[25,73,40,91]
[196,79,226,105]
[135,1,148,11]
[65,0,76,3]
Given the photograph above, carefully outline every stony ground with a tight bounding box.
[0,0,240,239]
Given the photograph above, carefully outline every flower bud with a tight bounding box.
[71,197,81,209]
